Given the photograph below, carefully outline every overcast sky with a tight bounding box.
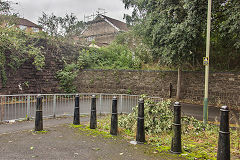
[11,0,132,24]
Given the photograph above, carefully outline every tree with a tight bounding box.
[122,0,240,70]
[59,13,85,37]
[38,12,60,36]
[123,0,208,67]
[0,0,18,23]
[38,12,85,37]
[210,0,240,70]
[123,0,240,99]
[0,0,11,15]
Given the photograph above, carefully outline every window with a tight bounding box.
[19,25,27,30]
[32,27,40,32]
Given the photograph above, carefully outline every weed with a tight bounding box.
[70,123,112,138]
[117,98,240,159]
[33,130,48,134]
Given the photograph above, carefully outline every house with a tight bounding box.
[80,14,128,47]
[15,17,42,33]
[0,15,42,33]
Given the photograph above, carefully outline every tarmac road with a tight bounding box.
[181,103,239,124]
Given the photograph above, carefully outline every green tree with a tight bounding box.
[38,12,60,36]
[0,0,11,15]
[59,13,85,37]
[56,63,79,93]
[123,0,208,67]
[38,12,85,37]
[114,30,153,64]
[210,0,240,70]
[123,0,240,70]
[0,0,18,23]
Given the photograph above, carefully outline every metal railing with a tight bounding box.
[0,93,163,122]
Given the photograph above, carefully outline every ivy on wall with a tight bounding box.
[0,27,45,87]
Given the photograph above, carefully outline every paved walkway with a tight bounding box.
[0,116,76,134]
[0,116,185,160]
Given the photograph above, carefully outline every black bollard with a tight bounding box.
[73,94,80,125]
[110,96,118,135]
[169,83,173,98]
[35,95,43,131]
[217,106,230,160]
[90,95,97,129]
[171,102,182,154]
[136,99,145,143]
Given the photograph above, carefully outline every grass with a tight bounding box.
[67,110,240,160]
[32,130,48,134]
[69,123,113,138]
[93,115,240,160]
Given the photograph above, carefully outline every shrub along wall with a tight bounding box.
[76,69,240,107]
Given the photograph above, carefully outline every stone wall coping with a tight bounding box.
[82,69,240,74]
[82,69,176,73]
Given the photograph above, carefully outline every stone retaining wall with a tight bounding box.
[1,61,239,107]
[76,69,240,107]
[0,55,63,95]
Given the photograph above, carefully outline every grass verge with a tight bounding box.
[95,115,240,160]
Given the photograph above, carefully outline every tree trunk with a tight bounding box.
[176,67,181,100]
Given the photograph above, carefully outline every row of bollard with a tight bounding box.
[35,94,230,160]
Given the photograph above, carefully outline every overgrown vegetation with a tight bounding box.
[56,63,79,93]
[56,43,141,93]
[122,0,240,71]
[0,1,47,87]
[95,99,240,159]
[38,12,85,37]
[78,43,141,69]
[0,26,45,86]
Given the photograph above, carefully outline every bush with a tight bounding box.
[119,99,173,135]
[56,63,79,93]
[0,27,45,87]
[57,43,142,93]
[77,43,141,70]
[100,98,240,159]
[119,98,212,135]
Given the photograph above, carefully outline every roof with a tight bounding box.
[100,15,128,31]
[15,18,42,29]
[0,15,42,29]
[82,14,128,34]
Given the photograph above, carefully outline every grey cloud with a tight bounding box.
[11,0,132,24]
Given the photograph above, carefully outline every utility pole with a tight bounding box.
[203,0,212,125]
